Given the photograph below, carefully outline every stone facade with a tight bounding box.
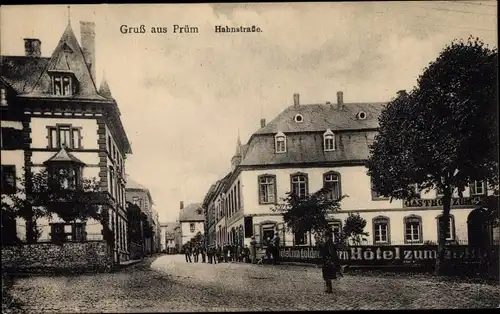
[1,241,112,273]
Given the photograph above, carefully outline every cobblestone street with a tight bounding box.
[3,254,499,312]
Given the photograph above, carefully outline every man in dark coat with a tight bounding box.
[201,246,206,263]
[320,230,339,294]
[272,232,281,265]
[184,244,192,263]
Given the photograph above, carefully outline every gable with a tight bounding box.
[27,23,104,100]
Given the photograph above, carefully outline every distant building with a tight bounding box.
[125,177,157,255]
[160,222,176,253]
[178,202,205,246]
[203,92,496,248]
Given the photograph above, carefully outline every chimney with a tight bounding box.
[180,201,184,210]
[293,93,300,107]
[337,91,344,110]
[260,118,266,128]
[24,39,41,57]
[326,101,332,107]
[80,21,96,83]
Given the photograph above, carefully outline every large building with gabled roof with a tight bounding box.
[1,19,132,264]
[203,92,491,249]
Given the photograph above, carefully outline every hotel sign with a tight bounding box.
[403,196,486,208]
[279,245,497,268]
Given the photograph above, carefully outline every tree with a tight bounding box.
[367,36,498,275]
[271,187,346,241]
[339,213,369,245]
[1,168,114,245]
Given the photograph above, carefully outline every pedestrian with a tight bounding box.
[243,245,250,263]
[193,245,199,263]
[207,246,213,264]
[265,237,273,264]
[201,246,206,263]
[236,244,242,262]
[184,244,192,263]
[216,245,222,263]
[212,246,218,264]
[272,232,281,265]
[320,230,339,294]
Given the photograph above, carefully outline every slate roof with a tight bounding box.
[0,56,50,93]
[236,102,385,167]
[125,176,154,205]
[255,103,385,134]
[179,203,204,222]
[43,146,85,165]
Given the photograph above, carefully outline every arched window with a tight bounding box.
[323,129,335,151]
[436,214,455,241]
[290,173,308,198]
[372,216,390,244]
[323,171,341,200]
[275,132,287,153]
[404,215,423,244]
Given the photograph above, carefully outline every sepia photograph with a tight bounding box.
[1,1,499,312]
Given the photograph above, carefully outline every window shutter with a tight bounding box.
[253,223,260,246]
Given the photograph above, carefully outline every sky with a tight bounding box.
[1,2,497,223]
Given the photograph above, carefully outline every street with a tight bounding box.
[3,254,499,312]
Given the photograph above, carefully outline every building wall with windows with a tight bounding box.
[0,20,132,264]
[203,92,495,248]
[180,221,204,245]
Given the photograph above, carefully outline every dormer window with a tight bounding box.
[1,88,7,106]
[294,114,304,123]
[324,129,335,151]
[52,74,73,96]
[356,111,367,120]
[275,132,286,153]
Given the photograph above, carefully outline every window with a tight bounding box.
[291,173,308,198]
[50,223,67,243]
[323,129,335,151]
[373,216,390,244]
[294,114,304,123]
[275,132,286,153]
[329,220,342,241]
[72,223,86,242]
[190,223,195,233]
[1,165,16,194]
[51,167,79,190]
[371,177,388,200]
[259,175,276,204]
[52,75,73,96]
[294,229,308,245]
[404,215,422,243]
[470,180,486,196]
[47,124,82,149]
[1,88,7,106]
[356,111,367,120]
[437,215,455,241]
[324,171,341,200]
[132,196,140,206]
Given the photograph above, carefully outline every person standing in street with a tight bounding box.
[207,246,213,264]
[272,232,281,265]
[320,230,338,294]
[193,245,199,263]
[184,244,192,263]
[265,237,273,264]
[201,246,206,263]
[216,245,222,263]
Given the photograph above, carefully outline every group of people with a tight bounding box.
[181,230,340,295]
[183,242,252,264]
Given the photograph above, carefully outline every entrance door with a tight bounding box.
[468,208,492,247]
[262,223,275,244]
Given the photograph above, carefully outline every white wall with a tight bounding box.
[180,221,204,245]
